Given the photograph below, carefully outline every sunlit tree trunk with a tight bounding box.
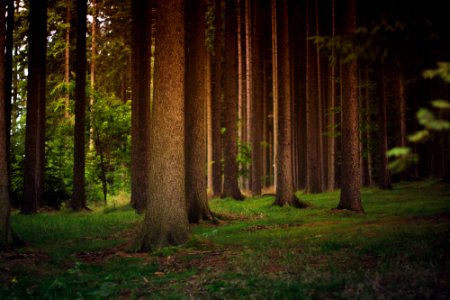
[89,0,97,151]
[0,1,13,248]
[71,0,88,210]
[23,0,47,214]
[137,0,189,251]
[131,0,152,213]
[186,0,212,223]
[337,0,363,212]
[222,0,244,200]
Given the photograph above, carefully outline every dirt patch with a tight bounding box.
[245,223,303,232]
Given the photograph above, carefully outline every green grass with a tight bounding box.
[1,180,449,299]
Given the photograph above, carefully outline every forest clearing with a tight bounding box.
[1,180,449,299]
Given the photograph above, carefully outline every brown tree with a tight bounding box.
[0,0,13,248]
[221,0,244,200]
[71,0,88,210]
[337,0,363,212]
[136,0,190,251]
[273,0,306,208]
[211,0,223,197]
[305,0,322,194]
[186,0,212,223]
[249,0,263,196]
[131,0,152,213]
[64,0,71,118]
[22,0,48,214]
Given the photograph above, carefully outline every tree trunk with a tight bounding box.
[273,0,306,208]
[376,64,392,190]
[271,0,278,191]
[71,0,88,210]
[0,1,13,248]
[186,0,212,223]
[137,0,190,251]
[89,0,97,151]
[337,0,363,212]
[221,0,244,200]
[131,0,152,213]
[64,0,71,118]
[23,0,47,214]
[326,0,336,191]
[305,0,322,194]
[249,0,263,196]
[211,0,223,197]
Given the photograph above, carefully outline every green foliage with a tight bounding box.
[237,140,252,179]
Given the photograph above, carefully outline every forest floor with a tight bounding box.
[1,180,450,299]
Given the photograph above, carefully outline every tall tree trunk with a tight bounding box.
[186,0,212,223]
[337,0,363,212]
[273,0,306,208]
[131,0,152,213]
[137,0,190,251]
[71,0,88,210]
[305,0,321,194]
[4,0,12,203]
[23,0,47,214]
[250,0,262,196]
[64,0,71,118]
[376,64,392,190]
[222,0,244,200]
[89,0,97,151]
[0,0,13,248]
[211,0,223,197]
[271,0,278,191]
[326,0,336,191]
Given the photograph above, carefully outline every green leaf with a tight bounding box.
[416,108,434,127]
[428,119,450,130]
[387,147,411,157]
[408,130,429,143]
[431,99,450,109]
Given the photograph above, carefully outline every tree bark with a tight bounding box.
[250,0,263,196]
[23,0,47,214]
[273,0,306,208]
[137,0,190,251]
[0,1,13,248]
[131,0,152,213]
[71,0,88,210]
[64,0,71,118]
[186,0,212,223]
[211,0,223,197]
[221,0,244,200]
[305,0,322,194]
[337,0,363,212]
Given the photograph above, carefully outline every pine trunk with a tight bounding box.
[23,0,47,214]
[337,0,363,212]
[0,1,13,248]
[137,0,190,251]
[222,0,244,200]
[273,0,306,208]
[186,0,212,223]
[211,0,223,197]
[131,0,152,213]
[250,0,263,196]
[71,0,87,210]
